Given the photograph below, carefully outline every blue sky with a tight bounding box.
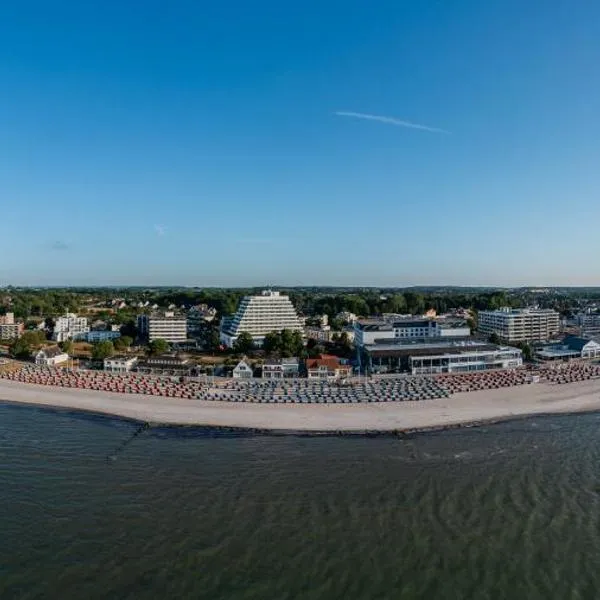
[1,0,600,287]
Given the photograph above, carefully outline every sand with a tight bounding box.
[2,378,600,432]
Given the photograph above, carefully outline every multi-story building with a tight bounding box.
[262,357,300,379]
[0,313,23,340]
[477,308,560,343]
[0,312,15,325]
[354,317,470,347]
[220,290,303,348]
[52,313,90,343]
[0,322,24,340]
[575,312,600,338]
[137,311,188,343]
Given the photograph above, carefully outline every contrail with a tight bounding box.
[335,111,450,134]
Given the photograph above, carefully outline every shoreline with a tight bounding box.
[2,378,600,434]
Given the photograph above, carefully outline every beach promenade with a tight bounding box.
[2,377,600,432]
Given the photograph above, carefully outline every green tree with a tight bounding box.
[119,320,138,340]
[488,332,501,345]
[114,335,133,351]
[263,331,281,354]
[233,332,254,354]
[9,330,46,359]
[149,338,170,355]
[92,340,115,361]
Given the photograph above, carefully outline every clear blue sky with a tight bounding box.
[1,0,599,287]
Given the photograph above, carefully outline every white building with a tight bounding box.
[104,355,138,373]
[233,360,253,379]
[35,346,69,366]
[262,357,300,379]
[536,336,600,361]
[478,308,560,343]
[220,290,303,348]
[52,313,90,343]
[137,311,187,343]
[409,345,523,375]
[354,317,470,347]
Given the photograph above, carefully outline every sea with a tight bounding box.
[2,401,600,600]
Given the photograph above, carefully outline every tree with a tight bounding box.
[263,331,281,354]
[149,338,170,355]
[114,335,133,351]
[9,330,46,359]
[119,320,138,340]
[488,332,501,345]
[92,340,115,361]
[233,332,254,354]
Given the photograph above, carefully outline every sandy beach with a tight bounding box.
[2,377,600,432]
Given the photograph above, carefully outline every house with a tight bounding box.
[262,357,300,379]
[35,346,69,367]
[104,355,138,373]
[233,360,253,379]
[136,353,192,375]
[305,354,352,380]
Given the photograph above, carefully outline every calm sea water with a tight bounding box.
[2,402,600,600]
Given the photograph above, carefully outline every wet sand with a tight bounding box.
[2,378,600,432]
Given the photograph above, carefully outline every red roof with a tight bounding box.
[306,354,347,371]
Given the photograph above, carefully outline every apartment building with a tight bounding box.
[52,313,90,342]
[0,322,24,340]
[137,311,187,343]
[220,290,303,348]
[478,308,560,343]
[575,312,600,338]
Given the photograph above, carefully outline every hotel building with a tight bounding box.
[52,313,90,343]
[137,311,188,343]
[354,317,470,347]
[220,290,303,348]
[477,308,560,343]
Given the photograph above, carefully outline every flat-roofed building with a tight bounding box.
[53,313,90,343]
[138,311,187,343]
[354,317,470,347]
[220,290,303,348]
[362,338,522,375]
[575,312,600,338]
[478,308,560,343]
[0,322,24,340]
[104,355,138,373]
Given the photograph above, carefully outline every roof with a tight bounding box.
[364,339,500,358]
[234,360,252,370]
[562,335,596,352]
[306,355,348,370]
[39,346,64,358]
[264,357,299,366]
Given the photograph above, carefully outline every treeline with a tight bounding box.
[2,286,595,322]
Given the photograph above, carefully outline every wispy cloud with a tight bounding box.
[49,241,70,251]
[334,111,450,134]
[154,224,166,237]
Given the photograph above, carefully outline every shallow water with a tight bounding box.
[2,402,600,599]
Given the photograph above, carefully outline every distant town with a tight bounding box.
[2,286,600,382]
